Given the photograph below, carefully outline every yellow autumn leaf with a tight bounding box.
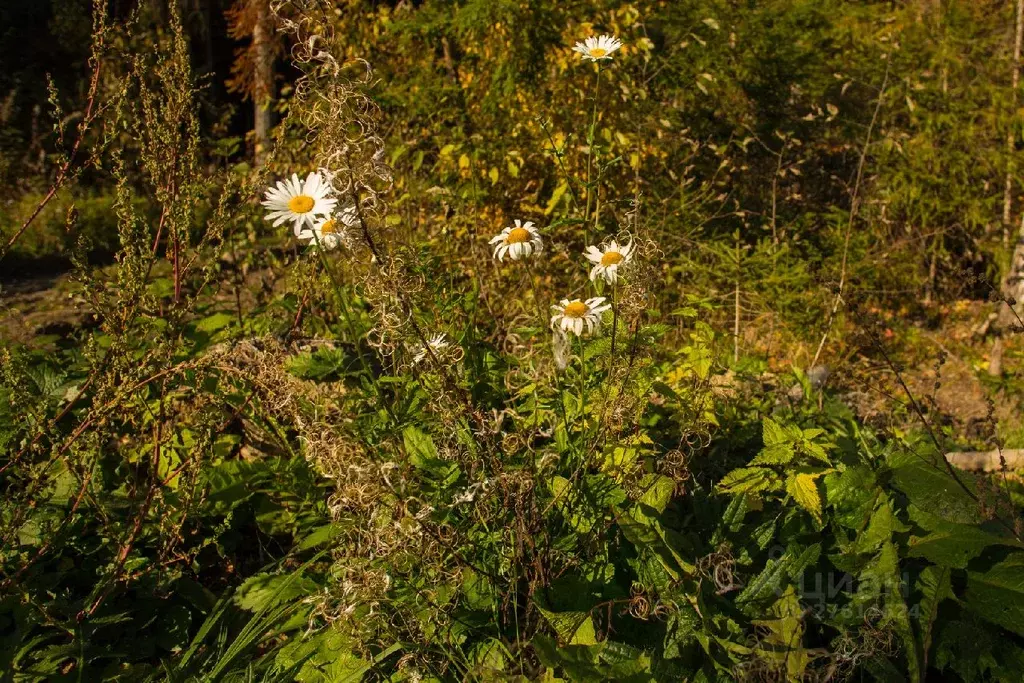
[544,182,569,215]
[458,154,470,170]
[786,472,822,523]
[488,166,499,184]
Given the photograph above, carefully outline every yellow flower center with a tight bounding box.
[589,48,607,58]
[564,301,589,318]
[506,227,531,244]
[288,195,315,214]
[600,251,623,266]
[320,219,338,234]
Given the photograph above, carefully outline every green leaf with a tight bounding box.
[916,565,952,673]
[737,544,820,605]
[536,606,597,645]
[617,509,695,580]
[751,586,809,680]
[750,443,796,466]
[194,312,235,333]
[638,474,675,514]
[825,466,878,529]
[233,573,318,613]
[297,523,343,551]
[966,553,1024,637]
[286,347,349,380]
[908,506,1021,569]
[402,425,438,464]
[890,456,983,525]
[762,418,788,447]
[663,603,700,659]
[717,467,773,494]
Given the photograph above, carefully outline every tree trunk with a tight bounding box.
[992,0,1024,376]
[252,0,274,167]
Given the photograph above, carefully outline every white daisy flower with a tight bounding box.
[413,333,450,364]
[489,219,543,261]
[297,205,357,251]
[550,297,612,336]
[262,171,337,236]
[572,34,624,62]
[584,239,634,284]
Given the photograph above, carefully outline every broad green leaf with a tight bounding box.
[536,606,597,645]
[638,474,675,514]
[802,441,831,464]
[916,565,952,674]
[663,603,701,659]
[402,425,437,463]
[853,543,919,680]
[825,466,878,529]
[966,553,1024,636]
[908,506,1021,569]
[890,456,983,525]
[194,312,235,333]
[233,573,318,613]
[617,508,695,580]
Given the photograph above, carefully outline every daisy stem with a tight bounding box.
[312,239,386,410]
[610,280,618,356]
[577,334,587,432]
[583,64,602,248]
[525,261,547,334]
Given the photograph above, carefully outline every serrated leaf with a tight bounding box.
[718,467,773,494]
[750,443,796,466]
[617,509,695,579]
[737,544,820,605]
[802,441,831,464]
[787,472,822,523]
[762,418,788,447]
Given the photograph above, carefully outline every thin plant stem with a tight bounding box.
[610,280,618,356]
[538,119,582,214]
[311,235,391,418]
[577,334,587,432]
[812,57,890,368]
[584,64,603,247]
[525,261,549,333]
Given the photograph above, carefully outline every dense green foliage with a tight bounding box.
[2,0,1024,681]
